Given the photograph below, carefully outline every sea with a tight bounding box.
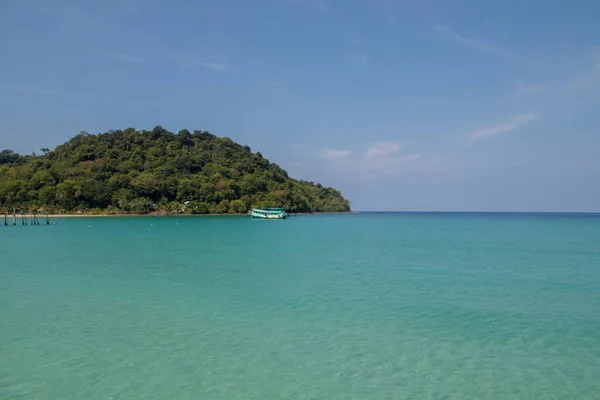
[1,213,599,399]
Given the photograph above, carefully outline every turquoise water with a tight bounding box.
[1,213,600,399]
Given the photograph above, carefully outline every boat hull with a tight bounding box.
[250,208,287,219]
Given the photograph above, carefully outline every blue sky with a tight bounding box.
[1,0,599,211]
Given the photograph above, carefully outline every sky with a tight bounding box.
[1,0,599,212]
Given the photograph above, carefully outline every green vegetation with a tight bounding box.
[0,127,351,214]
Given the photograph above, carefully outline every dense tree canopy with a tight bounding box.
[0,127,351,214]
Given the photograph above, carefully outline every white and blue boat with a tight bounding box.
[249,208,287,219]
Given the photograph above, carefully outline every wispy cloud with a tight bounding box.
[157,49,179,63]
[372,0,397,24]
[192,61,237,73]
[106,53,143,64]
[16,87,80,96]
[158,50,239,73]
[365,142,405,159]
[569,71,600,88]
[568,46,600,88]
[435,25,509,59]
[320,148,352,160]
[508,46,599,98]
[386,152,421,164]
[363,142,421,170]
[593,46,600,69]
[512,81,545,96]
[468,113,538,142]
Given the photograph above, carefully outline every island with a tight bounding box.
[0,126,351,215]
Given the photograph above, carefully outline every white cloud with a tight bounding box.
[365,142,406,159]
[320,148,352,160]
[435,25,509,59]
[192,62,237,73]
[363,142,421,171]
[468,113,538,142]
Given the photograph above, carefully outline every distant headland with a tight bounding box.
[0,126,351,215]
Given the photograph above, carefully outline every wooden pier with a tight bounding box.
[2,208,52,226]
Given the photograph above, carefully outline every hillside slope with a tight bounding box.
[0,126,351,214]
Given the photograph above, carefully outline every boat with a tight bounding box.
[250,207,287,219]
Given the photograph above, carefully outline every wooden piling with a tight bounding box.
[0,208,51,227]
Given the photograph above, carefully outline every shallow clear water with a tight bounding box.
[1,213,600,399]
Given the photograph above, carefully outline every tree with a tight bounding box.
[38,186,57,205]
[0,179,24,205]
[214,200,229,214]
[81,180,111,208]
[0,128,351,214]
[0,150,21,165]
[229,199,247,214]
[112,188,135,210]
[129,197,153,214]
[131,172,159,199]
[164,201,182,215]
[55,181,78,209]
[31,170,56,190]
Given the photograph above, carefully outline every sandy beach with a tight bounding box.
[35,211,359,218]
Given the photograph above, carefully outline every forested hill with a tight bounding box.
[0,127,351,214]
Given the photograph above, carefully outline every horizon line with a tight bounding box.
[352,210,600,214]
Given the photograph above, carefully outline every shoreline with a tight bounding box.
[40,211,358,218]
